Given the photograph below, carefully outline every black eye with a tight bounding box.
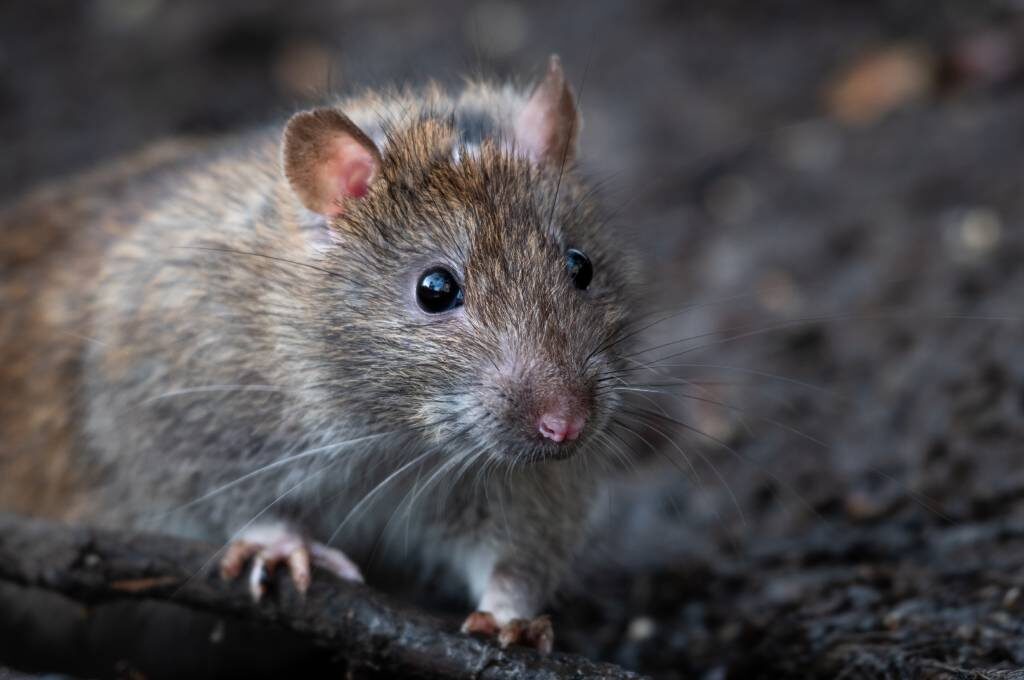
[416,266,464,313]
[565,248,593,290]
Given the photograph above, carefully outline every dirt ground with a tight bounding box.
[2,1,1024,678]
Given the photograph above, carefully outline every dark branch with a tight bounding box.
[0,512,643,680]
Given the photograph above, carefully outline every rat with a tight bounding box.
[0,56,637,653]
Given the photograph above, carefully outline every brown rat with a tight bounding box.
[0,56,637,652]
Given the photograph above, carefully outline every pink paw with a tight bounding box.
[219,523,363,602]
[461,611,554,655]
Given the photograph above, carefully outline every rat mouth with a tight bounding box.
[493,431,590,464]
[460,391,611,465]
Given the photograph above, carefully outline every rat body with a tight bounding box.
[0,58,635,651]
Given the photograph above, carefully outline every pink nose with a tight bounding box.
[538,411,586,443]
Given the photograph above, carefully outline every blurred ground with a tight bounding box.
[3,1,1024,678]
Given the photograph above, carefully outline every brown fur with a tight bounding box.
[0,69,638,624]
[0,139,205,516]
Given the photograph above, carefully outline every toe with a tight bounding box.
[310,542,363,583]
[220,527,363,602]
[248,554,269,602]
[286,546,312,595]
[525,615,554,655]
[461,611,499,636]
[461,612,554,654]
[220,541,258,580]
[498,618,528,649]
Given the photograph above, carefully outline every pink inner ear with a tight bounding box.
[514,64,578,167]
[342,158,373,199]
[515,104,550,165]
[318,136,378,216]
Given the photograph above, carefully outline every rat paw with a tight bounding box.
[461,611,554,655]
[219,523,363,602]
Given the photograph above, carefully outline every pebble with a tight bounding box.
[626,616,656,641]
[942,206,1003,261]
[826,44,935,125]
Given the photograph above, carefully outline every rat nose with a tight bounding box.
[538,409,587,443]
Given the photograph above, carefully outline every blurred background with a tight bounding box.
[3,1,1024,678]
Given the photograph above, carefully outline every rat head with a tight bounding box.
[283,58,636,464]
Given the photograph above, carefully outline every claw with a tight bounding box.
[309,542,364,583]
[461,610,499,637]
[526,615,554,655]
[497,618,527,649]
[219,523,362,602]
[220,540,259,581]
[287,544,312,594]
[461,611,554,655]
[249,553,268,602]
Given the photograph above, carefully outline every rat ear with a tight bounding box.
[282,108,382,217]
[514,55,581,168]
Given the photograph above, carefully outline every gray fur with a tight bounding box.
[7,77,638,624]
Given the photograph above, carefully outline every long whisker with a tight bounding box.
[604,360,844,403]
[613,384,832,448]
[326,448,439,547]
[370,441,482,566]
[150,431,397,519]
[616,412,748,526]
[326,419,480,547]
[621,406,822,521]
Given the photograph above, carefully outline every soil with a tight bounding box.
[2,1,1024,678]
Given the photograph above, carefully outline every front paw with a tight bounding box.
[461,611,554,655]
[219,522,363,602]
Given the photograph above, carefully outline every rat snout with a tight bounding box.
[538,407,586,443]
[537,399,588,443]
[485,347,598,456]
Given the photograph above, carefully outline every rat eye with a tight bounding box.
[416,266,464,313]
[565,248,593,290]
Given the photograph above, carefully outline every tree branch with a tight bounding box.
[0,512,642,680]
